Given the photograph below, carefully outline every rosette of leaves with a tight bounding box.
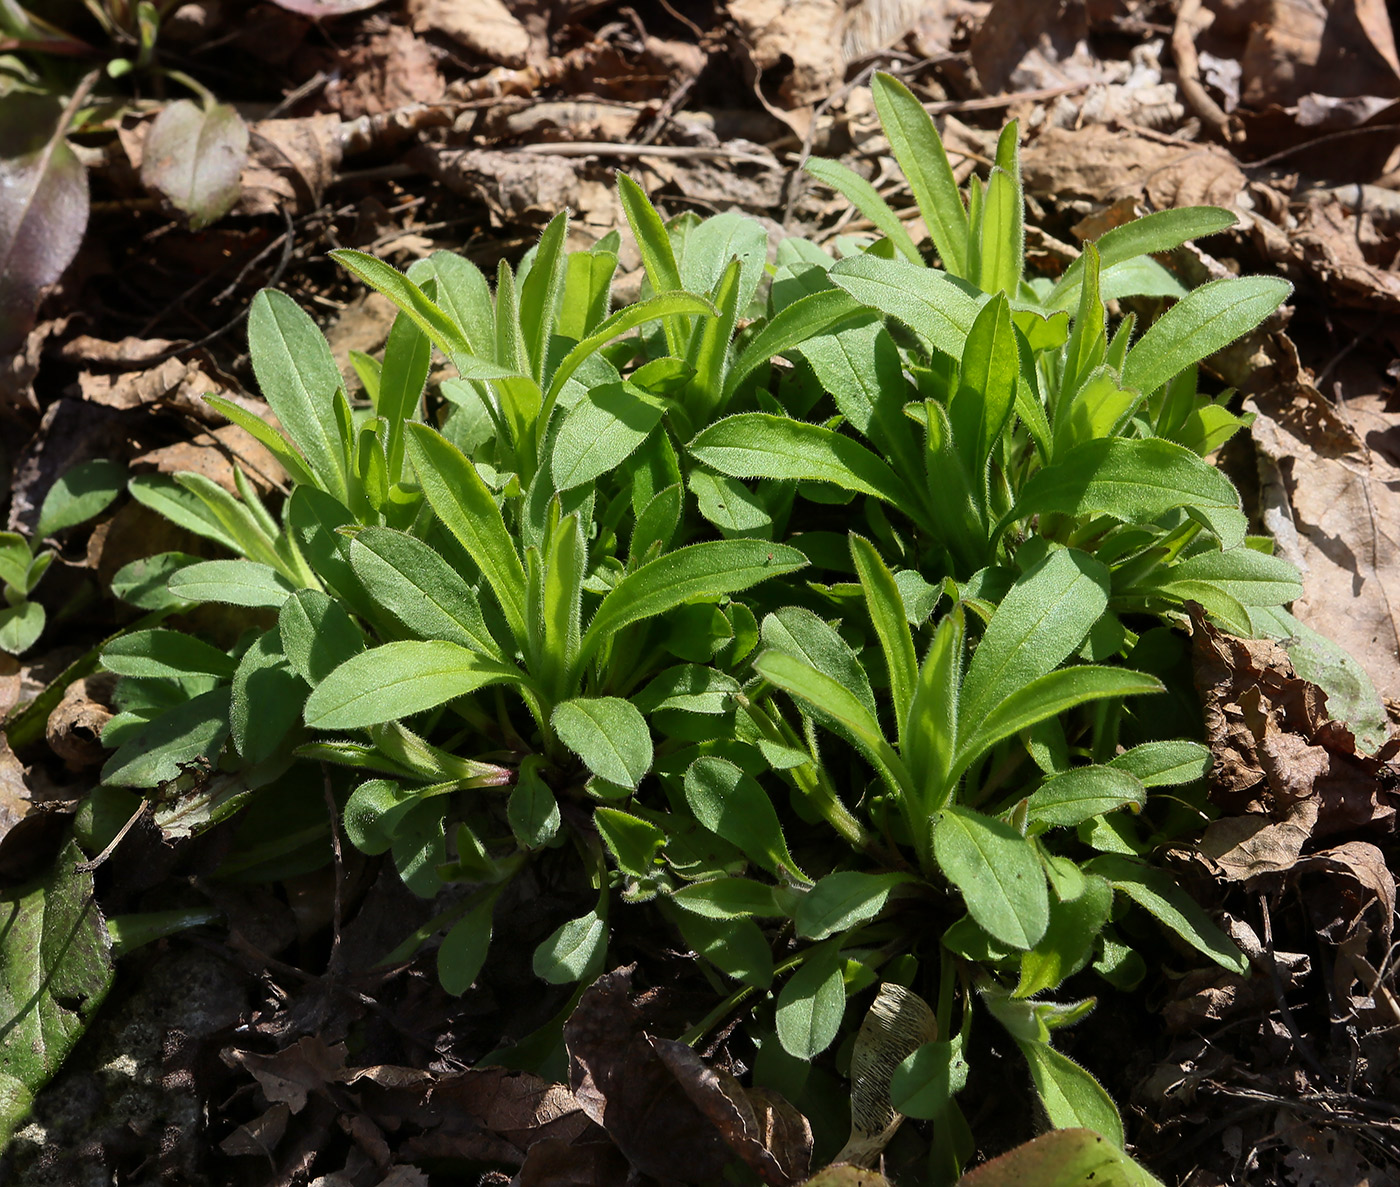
[94,190,858,996]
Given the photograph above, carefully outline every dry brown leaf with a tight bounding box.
[77,357,224,414]
[729,0,846,111]
[324,24,446,119]
[483,100,643,145]
[219,1101,292,1158]
[406,145,582,224]
[1294,839,1396,946]
[0,735,31,846]
[407,0,531,67]
[133,424,282,494]
[1247,340,1400,703]
[45,675,114,771]
[58,335,177,366]
[1191,609,1399,837]
[1021,125,1247,210]
[969,0,1093,94]
[237,114,343,218]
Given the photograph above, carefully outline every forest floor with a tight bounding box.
[2,1,1400,1184]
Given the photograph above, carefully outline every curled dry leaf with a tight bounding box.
[407,0,531,68]
[1191,608,1400,841]
[45,675,114,771]
[728,0,847,113]
[140,100,250,231]
[563,966,810,1184]
[237,114,343,217]
[407,145,582,224]
[1248,338,1400,708]
[0,98,89,356]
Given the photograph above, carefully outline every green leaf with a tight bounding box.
[670,878,789,919]
[956,667,1163,780]
[1047,205,1238,311]
[829,255,980,361]
[890,1036,969,1121]
[776,943,847,1059]
[957,1128,1167,1187]
[632,665,739,716]
[551,696,652,788]
[533,909,606,984]
[278,589,365,686]
[509,764,561,848]
[552,381,667,491]
[950,292,1018,481]
[689,414,910,505]
[407,250,496,359]
[979,123,1023,296]
[904,606,964,808]
[689,470,772,537]
[392,800,447,898]
[166,560,297,608]
[172,471,281,570]
[595,806,665,877]
[0,599,50,655]
[670,909,773,988]
[520,209,569,382]
[1016,875,1113,998]
[960,549,1110,732]
[438,896,495,996]
[753,650,906,793]
[305,641,525,730]
[349,527,500,657]
[343,779,414,855]
[762,605,877,723]
[36,459,124,537]
[405,423,528,648]
[1107,740,1210,788]
[723,287,866,403]
[110,552,200,611]
[1025,767,1145,831]
[376,311,431,472]
[933,805,1048,950]
[795,871,912,941]
[804,155,922,264]
[1086,853,1249,973]
[1012,438,1246,549]
[619,172,682,294]
[1121,276,1292,396]
[127,473,240,553]
[248,289,349,501]
[1145,546,1303,607]
[330,249,477,373]
[0,533,29,589]
[1016,1040,1124,1146]
[871,72,967,275]
[851,535,918,746]
[101,628,236,680]
[558,248,617,341]
[684,756,803,879]
[231,629,305,764]
[204,394,319,489]
[101,688,231,788]
[0,839,114,1146]
[580,539,806,666]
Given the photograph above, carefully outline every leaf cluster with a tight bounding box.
[81,77,1341,1175]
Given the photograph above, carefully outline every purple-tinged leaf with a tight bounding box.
[267,0,387,14]
[140,100,249,231]
[0,100,88,354]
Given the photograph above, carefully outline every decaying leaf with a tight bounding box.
[564,966,811,1184]
[0,96,89,356]
[268,0,389,14]
[237,115,343,217]
[1191,609,1399,840]
[407,0,532,68]
[140,100,250,231]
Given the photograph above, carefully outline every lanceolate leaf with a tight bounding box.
[871,72,967,275]
[248,290,350,501]
[1016,1040,1125,1146]
[101,629,236,680]
[167,560,297,608]
[804,156,922,263]
[724,287,866,401]
[690,414,912,506]
[776,942,847,1059]
[933,805,1048,950]
[795,871,913,941]
[1023,766,1146,831]
[579,540,806,666]
[959,549,1110,732]
[1011,438,1246,548]
[304,641,527,730]
[551,696,652,788]
[684,756,803,878]
[349,528,500,658]
[1121,275,1292,397]
[405,424,528,648]
[829,255,980,361]
[552,382,667,491]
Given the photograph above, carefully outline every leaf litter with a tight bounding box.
[5,0,1400,1183]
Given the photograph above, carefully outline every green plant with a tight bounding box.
[0,458,124,654]
[82,87,1335,1179]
